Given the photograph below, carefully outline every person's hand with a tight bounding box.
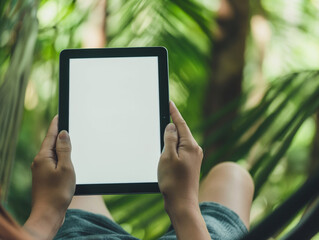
[158,102,210,240]
[158,101,203,213]
[24,116,75,240]
[31,115,75,216]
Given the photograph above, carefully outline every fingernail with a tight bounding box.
[166,123,176,132]
[170,101,176,107]
[59,130,69,140]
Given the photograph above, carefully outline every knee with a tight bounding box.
[200,162,254,229]
[205,162,255,193]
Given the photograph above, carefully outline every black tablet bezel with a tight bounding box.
[59,47,169,195]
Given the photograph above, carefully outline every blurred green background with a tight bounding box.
[1,0,319,239]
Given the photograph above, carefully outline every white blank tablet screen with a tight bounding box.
[69,57,160,184]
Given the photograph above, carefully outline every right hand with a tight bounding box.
[158,101,203,214]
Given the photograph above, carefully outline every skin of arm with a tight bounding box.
[23,116,76,240]
[158,101,211,240]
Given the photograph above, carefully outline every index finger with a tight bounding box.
[169,101,192,140]
[39,115,59,152]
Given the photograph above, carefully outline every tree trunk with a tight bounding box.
[80,0,107,48]
[203,0,250,165]
[0,2,38,201]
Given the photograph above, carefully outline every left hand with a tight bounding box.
[24,116,75,239]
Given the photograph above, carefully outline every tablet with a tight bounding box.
[58,47,169,195]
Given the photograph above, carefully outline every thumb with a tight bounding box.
[163,123,178,156]
[56,130,72,167]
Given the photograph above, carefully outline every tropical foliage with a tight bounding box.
[1,0,319,239]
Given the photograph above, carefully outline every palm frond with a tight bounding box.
[200,71,319,202]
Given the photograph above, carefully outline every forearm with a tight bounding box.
[166,202,211,240]
[23,206,65,240]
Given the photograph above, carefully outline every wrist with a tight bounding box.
[24,205,65,240]
[164,196,199,216]
[165,202,211,240]
[166,201,200,218]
